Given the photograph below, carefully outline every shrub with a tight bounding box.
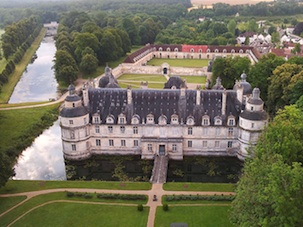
[84,193,93,199]
[66,191,75,197]
[163,204,169,211]
[137,204,143,211]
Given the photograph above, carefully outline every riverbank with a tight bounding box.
[0,28,47,104]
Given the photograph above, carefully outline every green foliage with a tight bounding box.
[230,105,303,226]
[165,194,235,202]
[96,193,146,201]
[80,54,98,74]
[137,204,143,211]
[162,203,169,211]
[212,56,250,89]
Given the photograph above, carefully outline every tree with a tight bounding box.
[227,19,236,35]
[292,43,301,55]
[248,53,285,102]
[80,54,98,74]
[267,63,302,115]
[230,104,303,226]
[0,151,15,187]
[53,50,78,83]
[118,17,140,45]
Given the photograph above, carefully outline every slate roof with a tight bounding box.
[240,110,268,121]
[88,88,241,126]
[60,106,88,118]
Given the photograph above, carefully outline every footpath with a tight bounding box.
[0,184,234,227]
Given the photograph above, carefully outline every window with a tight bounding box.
[109,139,114,146]
[216,128,220,136]
[134,140,139,147]
[203,141,207,147]
[172,144,177,152]
[72,103,75,107]
[188,141,192,148]
[96,139,101,146]
[94,117,99,123]
[228,141,233,148]
[148,144,152,151]
[121,140,126,147]
[133,126,138,134]
[215,141,220,148]
[84,118,87,124]
[70,130,75,139]
[69,120,73,125]
[203,118,209,125]
[228,128,233,136]
[252,123,255,128]
[119,117,125,124]
[71,144,76,151]
[228,119,234,126]
[120,126,125,133]
[108,126,113,133]
[188,127,193,135]
[251,106,254,111]
[95,125,100,133]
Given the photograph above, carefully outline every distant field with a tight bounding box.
[191,0,272,6]
[147,58,209,68]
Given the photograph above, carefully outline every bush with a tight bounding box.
[163,204,169,211]
[84,193,93,199]
[66,191,75,197]
[137,204,143,211]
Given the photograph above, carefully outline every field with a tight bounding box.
[147,58,209,68]
[191,0,272,6]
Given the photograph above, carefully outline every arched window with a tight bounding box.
[174,48,179,52]
[166,48,171,52]
[223,49,227,53]
[198,49,202,53]
[190,48,194,53]
[207,49,211,53]
[215,49,219,53]
[159,47,163,51]
[231,49,235,53]
[239,49,243,53]
[186,116,195,126]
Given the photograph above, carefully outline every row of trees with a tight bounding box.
[230,98,303,226]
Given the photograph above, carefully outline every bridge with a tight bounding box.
[150,155,169,184]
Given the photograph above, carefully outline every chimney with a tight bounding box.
[127,86,132,104]
[222,89,227,115]
[196,86,201,105]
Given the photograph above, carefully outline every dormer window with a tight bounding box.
[93,115,100,124]
[228,116,235,126]
[158,115,167,125]
[159,47,163,51]
[106,115,114,124]
[171,114,179,125]
[186,116,195,126]
[214,116,222,126]
[131,115,140,124]
[118,113,126,124]
[202,115,210,126]
[146,114,154,124]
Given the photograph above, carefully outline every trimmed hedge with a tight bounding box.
[165,194,235,202]
[97,193,146,201]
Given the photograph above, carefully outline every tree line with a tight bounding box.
[0,16,42,93]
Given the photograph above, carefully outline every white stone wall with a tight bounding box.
[239,117,267,131]
[60,114,89,128]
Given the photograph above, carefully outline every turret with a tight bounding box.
[59,84,91,160]
[237,88,268,159]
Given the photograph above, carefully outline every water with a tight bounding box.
[9,36,59,103]
[14,120,66,180]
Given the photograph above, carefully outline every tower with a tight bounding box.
[59,84,90,160]
[237,88,268,159]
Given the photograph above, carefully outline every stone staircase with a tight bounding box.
[150,155,169,184]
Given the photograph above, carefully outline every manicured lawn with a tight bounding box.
[163,183,235,192]
[0,196,27,214]
[119,81,165,89]
[0,101,49,108]
[118,74,167,82]
[180,76,207,84]
[147,58,209,67]
[0,192,148,226]
[12,202,149,227]
[0,180,151,194]
[0,104,59,153]
[155,206,234,227]
[0,28,47,103]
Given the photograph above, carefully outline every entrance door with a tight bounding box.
[163,68,167,74]
[159,145,165,156]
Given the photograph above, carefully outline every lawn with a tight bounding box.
[180,75,207,84]
[147,58,209,68]
[119,81,165,89]
[12,202,149,227]
[155,206,234,227]
[0,104,59,153]
[0,28,47,103]
[117,74,167,89]
[0,196,27,215]
[0,180,151,194]
[163,182,236,192]
[0,192,148,226]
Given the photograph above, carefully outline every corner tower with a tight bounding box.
[237,88,268,159]
[59,84,90,160]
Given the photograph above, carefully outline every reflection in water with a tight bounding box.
[14,120,66,180]
[9,36,58,103]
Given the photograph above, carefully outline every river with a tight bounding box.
[12,35,66,180]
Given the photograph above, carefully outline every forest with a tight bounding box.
[0,0,303,225]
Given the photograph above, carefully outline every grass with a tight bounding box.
[0,192,149,226]
[179,75,207,84]
[147,58,209,68]
[119,81,165,89]
[155,206,234,227]
[0,28,47,104]
[0,101,49,108]
[118,74,167,82]
[0,196,27,215]
[163,183,236,192]
[0,180,151,194]
[12,202,149,227]
[0,104,59,153]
